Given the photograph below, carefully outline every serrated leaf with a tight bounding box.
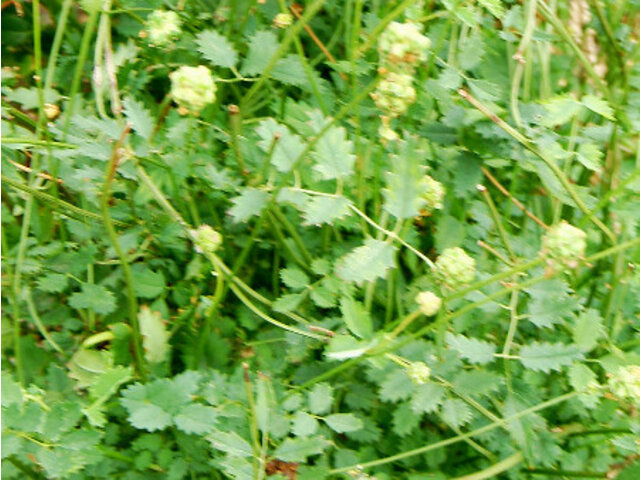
[120,383,173,431]
[324,413,363,433]
[131,265,166,299]
[85,366,133,427]
[581,95,614,120]
[208,431,254,457]
[440,398,472,428]
[411,382,446,414]
[174,404,218,434]
[392,402,421,436]
[335,239,396,284]
[68,283,116,315]
[273,292,306,313]
[525,279,578,328]
[88,365,132,401]
[228,189,270,223]
[255,118,306,173]
[310,284,336,308]
[573,308,604,352]
[196,30,238,68]
[241,30,279,76]
[312,125,356,180]
[122,96,153,140]
[280,267,309,290]
[519,342,583,372]
[568,363,597,392]
[138,306,170,363]
[541,96,583,127]
[274,436,329,462]
[380,370,414,403]
[340,296,373,339]
[575,143,603,171]
[308,383,333,415]
[302,195,352,225]
[272,55,307,86]
[383,148,428,219]
[36,272,69,293]
[478,0,505,18]
[446,333,496,364]
[1,372,23,408]
[292,411,319,437]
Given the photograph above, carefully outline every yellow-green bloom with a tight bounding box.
[371,72,416,116]
[423,175,445,211]
[273,12,293,28]
[416,291,441,316]
[147,10,181,46]
[378,21,431,72]
[435,247,476,288]
[541,221,587,268]
[170,66,217,114]
[608,365,640,403]
[191,224,222,254]
[406,361,431,385]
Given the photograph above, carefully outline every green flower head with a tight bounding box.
[415,291,442,317]
[435,247,476,289]
[170,65,217,114]
[371,72,416,116]
[541,221,587,268]
[378,21,431,72]
[147,10,181,46]
[191,224,222,254]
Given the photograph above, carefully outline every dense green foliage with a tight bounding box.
[2,0,640,479]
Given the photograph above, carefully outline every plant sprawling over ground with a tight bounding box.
[2,0,640,479]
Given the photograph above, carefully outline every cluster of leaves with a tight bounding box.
[2,0,640,479]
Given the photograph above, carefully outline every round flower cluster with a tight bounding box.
[191,224,222,255]
[540,221,587,269]
[415,291,441,317]
[378,22,431,73]
[273,12,293,28]
[371,72,416,116]
[147,10,181,46]
[423,175,445,211]
[435,247,476,289]
[170,66,217,115]
[406,361,431,385]
[608,365,640,403]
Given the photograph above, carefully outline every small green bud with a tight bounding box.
[191,224,222,254]
[371,72,416,116]
[415,291,441,316]
[406,361,431,385]
[378,21,431,72]
[423,175,445,211]
[608,365,640,403]
[147,10,181,46]
[273,12,293,28]
[170,65,217,114]
[541,221,587,268]
[435,247,476,288]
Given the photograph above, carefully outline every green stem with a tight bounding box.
[458,88,616,243]
[44,0,73,90]
[101,125,147,381]
[452,453,523,480]
[240,0,326,108]
[193,257,225,368]
[62,5,101,139]
[25,288,63,354]
[330,392,578,473]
